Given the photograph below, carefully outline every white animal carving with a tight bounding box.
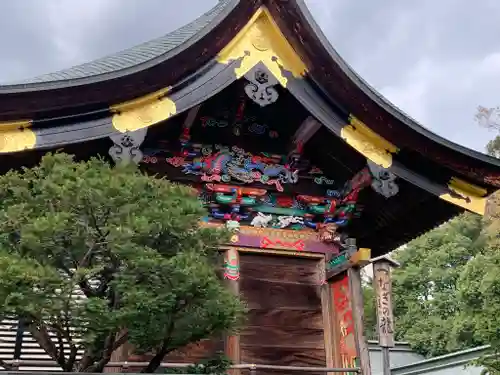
[251,212,273,228]
[276,216,304,229]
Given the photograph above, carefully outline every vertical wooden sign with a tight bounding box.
[373,261,395,348]
[331,275,357,373]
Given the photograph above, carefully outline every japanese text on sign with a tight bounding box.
[373,262,395,347]
[332,275,357,372]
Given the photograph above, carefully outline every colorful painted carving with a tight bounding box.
[200,116,229,128]
[225,220,241,232]
[166,144,299,191]
[275,215,304,228]
[224,250,240,281]
[297,192,360,229]
[198,175,365,246]
[207,184,267,206]
[140,138,376,246]
[317,223,341,243]
[260,237,305,251]
[332,276,358,372]
[314,176,335,185]
[248,122,268,135]
[251,212,273,227]
[200,222,340,254]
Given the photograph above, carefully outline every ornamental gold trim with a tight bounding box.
[0,120,36,154]
[340,115,398,168]
[110,87,177,132]
[439,177,488,215]
[351,247,371,266]
[216,6,307,87]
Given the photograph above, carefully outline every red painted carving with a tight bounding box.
[332,275,357,369]
[260,237,305,251]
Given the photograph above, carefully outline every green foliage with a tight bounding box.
[486,135,500,158]
[458,192,500,374]
[362,279,377,341]
[392,212,486,357]
[0,153,245,373]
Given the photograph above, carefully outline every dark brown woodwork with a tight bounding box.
[246,308,323,329]
[240,278,321,309]
[320,260,336,374]
[240,347,326,366]
[239,253,326,375]
[240,326,325,349]
[165,338,224,362]
[125,338,224,371]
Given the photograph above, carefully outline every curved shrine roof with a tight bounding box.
[0,0,497,173]
[2,0,237,88]
[0,0,498,177]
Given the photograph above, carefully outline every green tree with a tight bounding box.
[391,213,486,357]
[475,106,500,157]
[362,278,377,341]
[486,136,500,158]
[0,153,245,373]
[458,192,500,375]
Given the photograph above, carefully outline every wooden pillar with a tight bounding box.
[327,240,371,375]
[348,267,371,375]
[321,257,338,374]
[224,248,240,375]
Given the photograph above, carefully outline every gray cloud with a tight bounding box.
[0,0,499,153]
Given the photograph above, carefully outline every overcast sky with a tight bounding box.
[1,0,499,153]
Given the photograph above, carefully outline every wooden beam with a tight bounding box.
[221,245,324,258]
[390,162,488,215]
[320,257,336,375]
[181,104,201,131]
[326,247,371,280]
[293,116,322,145]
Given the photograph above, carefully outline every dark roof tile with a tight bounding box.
[8,0,234,85]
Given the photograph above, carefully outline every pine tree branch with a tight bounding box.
[84,332,117,373]
[55,330,66,369]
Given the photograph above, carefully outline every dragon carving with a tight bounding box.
[179,146,299,190]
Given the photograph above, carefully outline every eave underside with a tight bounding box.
[0,83,468,256]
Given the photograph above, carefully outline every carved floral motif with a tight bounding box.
[244,67,279,107]
[367,161,399,198]
[109,128,147,165]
